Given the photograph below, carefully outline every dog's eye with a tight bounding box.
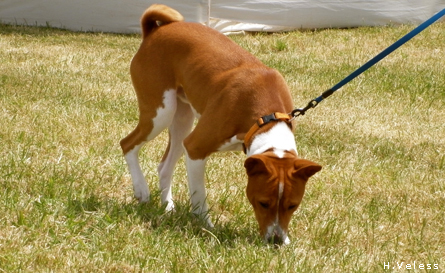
[259,202,270,209]
[288,205,298,210]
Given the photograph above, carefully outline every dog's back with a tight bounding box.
[132,5,293,132]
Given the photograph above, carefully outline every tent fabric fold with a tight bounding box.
[0,0,443,33]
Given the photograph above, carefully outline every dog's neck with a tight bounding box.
[246,122,297,157]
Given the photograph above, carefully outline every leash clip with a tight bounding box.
[289,99,318,121]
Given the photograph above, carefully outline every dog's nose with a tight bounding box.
[265,226,290,245]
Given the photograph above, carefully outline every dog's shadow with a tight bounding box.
[67,194,260,246]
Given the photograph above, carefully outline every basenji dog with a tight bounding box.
[120,4,322,244]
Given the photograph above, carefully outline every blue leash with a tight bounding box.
[291,8,445,118]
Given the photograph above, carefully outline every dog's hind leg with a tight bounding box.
[157,98,194,211]
[120,89,177,203]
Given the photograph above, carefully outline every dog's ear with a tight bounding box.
[293,159,322,180]
[244,155,271,176]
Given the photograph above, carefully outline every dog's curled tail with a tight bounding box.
[140,4,184,38]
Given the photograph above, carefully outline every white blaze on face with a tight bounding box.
[278,181,284,200]
[264,179,290,245]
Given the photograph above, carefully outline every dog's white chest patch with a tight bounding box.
[247,122,297,156]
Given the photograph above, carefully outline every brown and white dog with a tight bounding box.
[120,4,322,244]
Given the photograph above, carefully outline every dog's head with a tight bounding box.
[244,151,321,244]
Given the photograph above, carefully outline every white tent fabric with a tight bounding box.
[0,0,444,33]
[0,0,205,33]
[210,0,445,32]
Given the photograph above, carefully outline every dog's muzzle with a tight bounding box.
[265,223,290,245]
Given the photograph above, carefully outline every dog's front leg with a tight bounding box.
[185,153,214,228]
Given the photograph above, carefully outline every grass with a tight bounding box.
[0,22,444,272]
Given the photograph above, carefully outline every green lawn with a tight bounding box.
[1,22,444,272]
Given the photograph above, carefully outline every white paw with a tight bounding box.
[133,183,150,203]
